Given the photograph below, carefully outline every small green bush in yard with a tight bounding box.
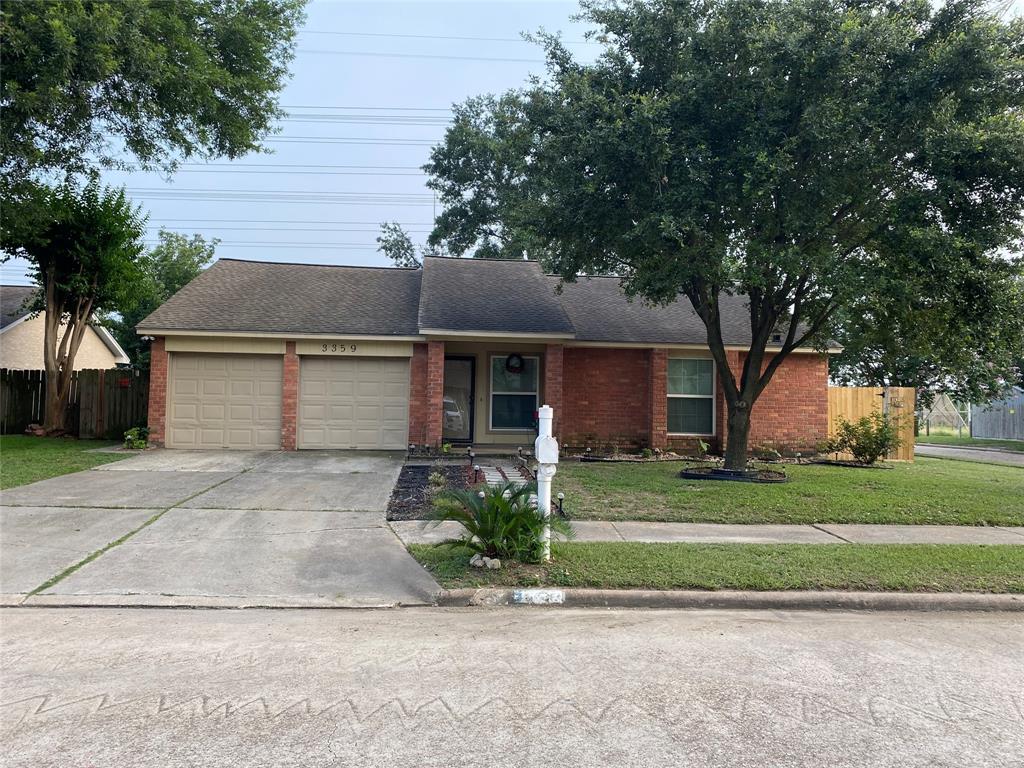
[432,481,574,564]
[123,427,149,450]
[826,412,902,465]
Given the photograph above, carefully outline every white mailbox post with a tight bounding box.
[534,404,559,561]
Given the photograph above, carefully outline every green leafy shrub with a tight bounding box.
[123,426,148,450]
[432,481,574,563]
[826,412,902,465]
[640,448,654,459]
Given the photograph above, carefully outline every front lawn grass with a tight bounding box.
[0,435,126,489]
[554,457,1024,526]
[916,434,1024,452]
[411,541,1024,593]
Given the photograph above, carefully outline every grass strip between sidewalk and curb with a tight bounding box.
[25,470,250,597]
[410,541,1024,594]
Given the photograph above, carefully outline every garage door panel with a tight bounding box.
[298,357,409,449]
[168,353,282,449]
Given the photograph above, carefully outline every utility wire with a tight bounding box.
[298,30,597,45]
[298,49,546,64]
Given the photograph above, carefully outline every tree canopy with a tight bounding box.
[104,229,217,368]
[421,0,1024,467]
[0,0,306,185]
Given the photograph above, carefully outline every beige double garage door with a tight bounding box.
[167,353,409,449]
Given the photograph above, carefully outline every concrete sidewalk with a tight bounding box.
[391,519,1024,546]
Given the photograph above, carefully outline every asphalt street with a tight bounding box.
[1,606,1022,767]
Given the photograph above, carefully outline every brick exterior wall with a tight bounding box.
[408,341,445,447]
[543,344,564,433]
[560,347,651,450]
[147,336,167,447]
[281,341,299,450]
[557,346,827,455]
[745,352,829,453]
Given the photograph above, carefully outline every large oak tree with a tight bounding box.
[422,0,1024,468]
[0,0,306,185]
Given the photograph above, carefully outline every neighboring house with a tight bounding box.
[138,257,831,452]
[0,285,130,370]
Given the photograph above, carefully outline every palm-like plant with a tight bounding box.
[432,481,574,564]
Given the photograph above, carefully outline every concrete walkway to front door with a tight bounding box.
[1,450,440,608]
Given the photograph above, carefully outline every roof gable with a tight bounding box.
[417,257,574,335]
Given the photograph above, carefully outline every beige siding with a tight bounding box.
[167,353,282,449]
[298,357,409,449]
[165,336,285,354]
[0,314,122,370]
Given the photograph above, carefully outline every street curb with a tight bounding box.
[435,588,1024,612]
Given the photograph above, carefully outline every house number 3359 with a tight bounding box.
[321,343,357,353]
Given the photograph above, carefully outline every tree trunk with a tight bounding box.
[42,371,66,433]
[722,399,752,470]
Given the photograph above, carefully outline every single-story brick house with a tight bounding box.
[137,256,830,452]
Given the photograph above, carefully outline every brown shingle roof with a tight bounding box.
[137,259,422,336]
[418,257,574,335]
[138,256,776,347]
[0,286,37,330]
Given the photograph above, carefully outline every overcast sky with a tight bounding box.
[2,0,1021,286]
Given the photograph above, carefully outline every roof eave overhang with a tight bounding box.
[136,328,427,342]
[419,328,576,341]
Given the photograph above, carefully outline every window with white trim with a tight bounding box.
[490,355,538,430]
[667,358,714,435]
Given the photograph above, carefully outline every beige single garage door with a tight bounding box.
[167,353,282,449]
[298,357,409,449]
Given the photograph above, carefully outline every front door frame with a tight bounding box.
[443,355,476,443]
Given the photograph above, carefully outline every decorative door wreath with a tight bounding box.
[505,353,525,374]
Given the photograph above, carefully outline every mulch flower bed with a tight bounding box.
[387,464,473,521]
[679,466,789,483]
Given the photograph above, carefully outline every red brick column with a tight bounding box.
[544,344,564,435]
[409,341,445,447]
[147,336,168,447]
[648,348,668,449]
[281,341,299,450]
[424,340,445,446]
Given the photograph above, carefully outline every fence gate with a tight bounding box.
[827,386,916,462]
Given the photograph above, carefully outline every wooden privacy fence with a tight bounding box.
[827,386,916,462]
[0,368,148,439]
[971,388,1024,441]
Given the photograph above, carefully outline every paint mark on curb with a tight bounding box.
[512,589,565,605]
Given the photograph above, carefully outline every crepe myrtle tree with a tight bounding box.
[422,0,1024,469]
[0,177,146,433]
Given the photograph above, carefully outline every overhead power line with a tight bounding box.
[298,49,545,64]
[264,136,437,146]
[147,226,432,233]
[281,104,452,112]
[149,218,433,226]
[298,30,597,45]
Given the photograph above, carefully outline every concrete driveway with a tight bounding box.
[0,450,439,608]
